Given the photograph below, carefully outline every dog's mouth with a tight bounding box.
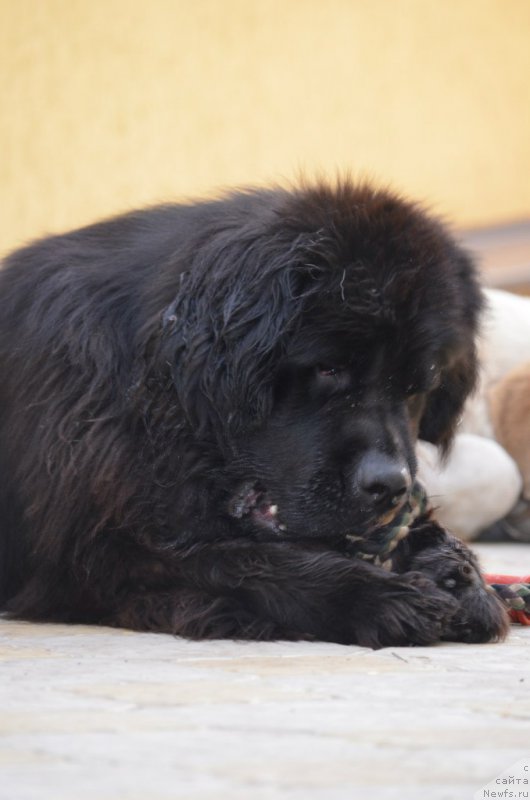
[228,481,410,539]
[228,482,287,534]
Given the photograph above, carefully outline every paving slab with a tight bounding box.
[1,543,529,800]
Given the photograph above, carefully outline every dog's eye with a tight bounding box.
[315,365,351,393]
[317,365,346,379]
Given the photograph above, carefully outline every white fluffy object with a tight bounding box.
[416,435,522,541]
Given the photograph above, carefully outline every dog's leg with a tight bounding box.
[391,519,510,643]
[96,540,461,648]
[5,528,507,646]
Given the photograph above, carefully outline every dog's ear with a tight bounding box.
[419,345,479,453]
[418,248,483,453]
[150,231,322,443]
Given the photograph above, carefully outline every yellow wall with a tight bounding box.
[1,0,529,254]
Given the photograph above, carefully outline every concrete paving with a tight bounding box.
[1,543,529,800]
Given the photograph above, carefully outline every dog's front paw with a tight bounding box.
[442,589,509,643]
[352,571,459,649]
[408,535,510,643]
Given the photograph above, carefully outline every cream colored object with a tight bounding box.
[416,435,522,540]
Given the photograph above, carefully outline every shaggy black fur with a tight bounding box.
[0,180,508,647]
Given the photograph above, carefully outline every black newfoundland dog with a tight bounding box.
[0,180,508,647]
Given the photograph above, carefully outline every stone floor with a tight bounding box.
[1,543,529,800]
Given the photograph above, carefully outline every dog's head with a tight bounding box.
[156,181,482,541]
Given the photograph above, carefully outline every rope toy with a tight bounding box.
[345,481,429,569]
[345,481,530,626]
[485,575,530,626]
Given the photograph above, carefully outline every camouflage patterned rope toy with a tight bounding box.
[344,481,430,569]
[345,481,530,626]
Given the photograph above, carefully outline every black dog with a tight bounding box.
[0,180,508,647]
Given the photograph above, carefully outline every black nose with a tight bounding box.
[356,452,411,510]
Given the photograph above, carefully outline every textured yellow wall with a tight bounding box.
[1,0,529,254]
